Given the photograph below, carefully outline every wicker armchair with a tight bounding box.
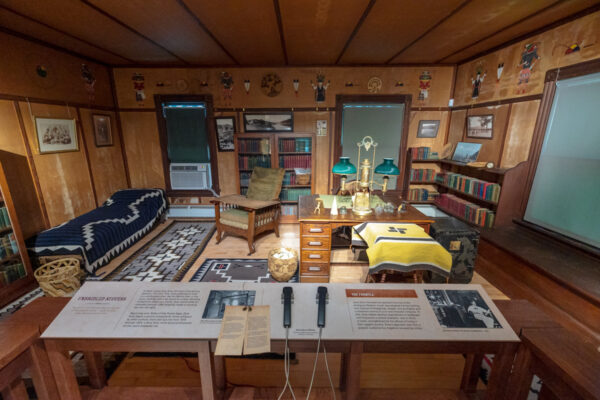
[211,167,285,255]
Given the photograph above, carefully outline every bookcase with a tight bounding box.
[0,151,40,307]
[407,148,528,228]
[234,132,315,222]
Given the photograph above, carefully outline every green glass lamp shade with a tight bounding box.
[374,158,400,175]
[332,157,357,175]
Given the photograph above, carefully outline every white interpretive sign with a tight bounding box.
[42,282,518,343]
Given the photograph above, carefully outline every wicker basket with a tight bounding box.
[268,248,298,282]
[296,174,310,185]
[34,258,81,297]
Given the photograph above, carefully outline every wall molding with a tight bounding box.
[451,94,542,111]
[0,94,114,111]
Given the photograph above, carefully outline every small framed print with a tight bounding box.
[243,112,293,132]
[215,116,236,151]
[417,120,440,138]
[92,114,113,147]
[35,117,78,154]
[467,115,494,139]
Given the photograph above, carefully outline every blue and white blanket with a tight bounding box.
[27,189,167,275]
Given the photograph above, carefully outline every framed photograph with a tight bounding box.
[215,116,236,152]
[452,142,482,163]
[417,120,440,138]
[34,117,78,154]
[467,115,494,139]
[243,112,293,132]
[92,114,113,147]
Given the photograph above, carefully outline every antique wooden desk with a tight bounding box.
[297,194,434,282]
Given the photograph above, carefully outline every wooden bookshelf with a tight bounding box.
[234,132,315,223]
[406,148,529,228]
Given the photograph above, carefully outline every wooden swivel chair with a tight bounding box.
[211,167,285,255]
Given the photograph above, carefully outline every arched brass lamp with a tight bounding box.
[332,136,400,216]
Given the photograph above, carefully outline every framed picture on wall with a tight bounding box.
[215,116,236,152]
[92,114,113,147]
[34,117,78,154]
[243,112,293,132]
[467,115,494,139]
[452,142,482,163]
[417,120,440,138]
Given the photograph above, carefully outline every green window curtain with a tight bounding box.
[165,107,210,163]
[341,104,404,190]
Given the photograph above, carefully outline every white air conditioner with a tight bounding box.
[170,163,212,190]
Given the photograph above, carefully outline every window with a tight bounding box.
[524,72,600,249]
[162,103,210,164]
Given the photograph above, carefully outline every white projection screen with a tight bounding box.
[524,72,600,248]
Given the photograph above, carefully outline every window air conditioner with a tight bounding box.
[170,163,212,190]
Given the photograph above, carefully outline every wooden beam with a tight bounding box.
[272,0,288,65]
[335,0,377,64]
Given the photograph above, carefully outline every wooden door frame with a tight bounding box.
[154,94,220,197]
[333,94,412,197]
[518,58,600,256]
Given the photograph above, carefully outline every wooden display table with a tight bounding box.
[298,194,434,282]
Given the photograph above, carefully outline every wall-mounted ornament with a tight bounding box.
[565,43,581,54]
[311,73,330,103]
[244,79,251,94]
[496,63,504,83]
[176,79,189,92]
[293,79,300,96]
[132,72,146,102]
[345,81,358,87]
[367,77,382,93]
[471,67,486,99]
[516,43,540,95]
[316,120,327,137]
[220,71,234,101]
[81,64,96,102]
[36,65,48,78]
[156,80,172,87]
[418,71,431,100]
[395,81,404,87]
[261,73,283,97]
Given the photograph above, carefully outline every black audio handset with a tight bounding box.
[316,286,328,328]
[282,286,293,328]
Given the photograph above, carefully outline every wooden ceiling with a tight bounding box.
[0,0,598,66]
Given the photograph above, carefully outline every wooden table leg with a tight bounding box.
[27,340,60,400]
[460,353,483,393]
[198,340,219,400]
[83,352,106,389]
[213,355,227,392]
[1,378,29,400]
[504,344,535,400]
[486,342,519,400]
[45,340,82,400]
[339,351,348,391]
[344,342,363,400]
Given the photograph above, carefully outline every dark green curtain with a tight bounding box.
[165,107,209,163]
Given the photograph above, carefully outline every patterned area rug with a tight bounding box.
[101,221,215,282]
[190,258,299,283]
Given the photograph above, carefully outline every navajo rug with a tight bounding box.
[190,258,299,283]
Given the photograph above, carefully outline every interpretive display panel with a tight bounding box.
[42,282,518,342]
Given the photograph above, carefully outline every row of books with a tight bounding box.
[283,171,303,186]
[410,147,438,160]
[0,262,26,286]
[0,233,18,259]
[239,172,252,187]
[279,138,312,153]
[435,172,501,203]
[280,188,311,202]
[238,155,271,170]
[279,155,311,169]
[281,205,298,216]
[410,168,437,182]
[435,194,495,228]
[408,188,439,202]
[238,138,270,154]
[0,206,11,229]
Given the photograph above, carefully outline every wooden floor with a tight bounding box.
[103,220,504,397]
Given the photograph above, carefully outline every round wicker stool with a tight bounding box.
[268,248,298,282]
[34,257,81,297]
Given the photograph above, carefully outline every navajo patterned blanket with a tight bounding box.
[27,189,167,275]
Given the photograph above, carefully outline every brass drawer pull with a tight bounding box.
[308,254,321,259]
[308,241,322,246]
[309,228,323,233]
[308,266,321,272]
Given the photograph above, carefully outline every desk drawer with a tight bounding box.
[301,223,330,236]
[301,236,331,250]
[300,274,329,283]
[301,250,330,263]
[300,263,329,276]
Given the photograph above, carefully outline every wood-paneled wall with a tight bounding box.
[0,32,126,231]
[448,10,600,168]
[112,66,455,195]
